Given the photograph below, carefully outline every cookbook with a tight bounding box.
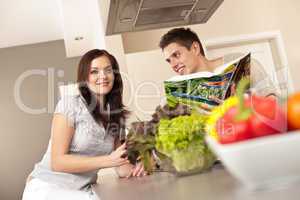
[164,53,251,113]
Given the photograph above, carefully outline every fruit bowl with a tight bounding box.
[205,130,300,189]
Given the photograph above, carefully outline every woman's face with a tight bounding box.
[87,56,115,96]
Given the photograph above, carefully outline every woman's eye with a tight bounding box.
[105,68,113,73]
[90,70,98,74]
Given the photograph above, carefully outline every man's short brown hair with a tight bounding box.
[159,28,205,56]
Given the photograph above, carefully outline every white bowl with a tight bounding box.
[205,130,300,189]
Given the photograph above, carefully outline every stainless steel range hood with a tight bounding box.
[106,0,224,35]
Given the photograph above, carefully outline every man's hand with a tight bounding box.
[127,162,147,178]
[115,162,148,178]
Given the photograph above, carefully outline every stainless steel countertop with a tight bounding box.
[93,165,300,200]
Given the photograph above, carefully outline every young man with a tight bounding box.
[159,27,221,75]
[159,28,278,96]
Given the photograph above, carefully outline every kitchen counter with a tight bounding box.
[93,165,300,200]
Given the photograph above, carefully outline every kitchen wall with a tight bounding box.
[121,0,300,91]
[0,40,79,200]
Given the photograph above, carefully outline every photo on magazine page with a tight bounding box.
[164,53,251,113]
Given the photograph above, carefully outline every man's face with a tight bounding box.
[163,42,200,75]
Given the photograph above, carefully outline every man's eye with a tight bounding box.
[175,52,180,58]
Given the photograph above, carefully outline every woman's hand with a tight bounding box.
[108,143,129,167]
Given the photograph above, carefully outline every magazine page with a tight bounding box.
[164,53,251,113]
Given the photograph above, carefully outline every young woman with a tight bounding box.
[22,49,145,200]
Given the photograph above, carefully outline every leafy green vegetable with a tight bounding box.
[126,104,215,175]
[156,114,216,172]
[126,122,156,172]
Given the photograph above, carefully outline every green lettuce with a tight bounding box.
[156,114,216,172]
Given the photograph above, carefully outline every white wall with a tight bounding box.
[125,49,173,122]
[0,40,79,200]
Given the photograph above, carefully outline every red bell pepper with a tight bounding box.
[216,79,287,144]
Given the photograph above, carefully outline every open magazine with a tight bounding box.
[164,53,251,113]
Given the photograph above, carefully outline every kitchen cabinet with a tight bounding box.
[58,0,107,57]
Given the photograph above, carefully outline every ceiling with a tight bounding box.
[0,0,65,49]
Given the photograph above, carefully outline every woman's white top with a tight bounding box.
[30,94,114,190]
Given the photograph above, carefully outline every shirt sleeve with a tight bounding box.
[54,96,77,127]
[250,59,280,96]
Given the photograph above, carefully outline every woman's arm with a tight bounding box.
[50,113,129,173]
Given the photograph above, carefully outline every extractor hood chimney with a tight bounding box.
[106,0,224,35]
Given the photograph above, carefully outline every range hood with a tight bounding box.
[106,0,224,35]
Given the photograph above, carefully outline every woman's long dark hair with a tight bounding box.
[77,49,129,141]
